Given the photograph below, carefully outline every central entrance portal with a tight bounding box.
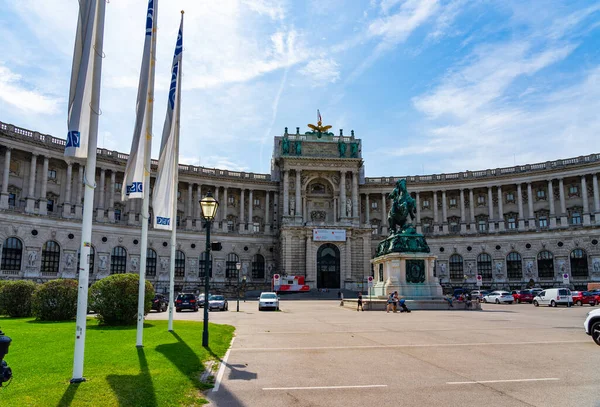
[317,243,340,289]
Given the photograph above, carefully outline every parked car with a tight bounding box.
[152,294,168,312]
[533,288,573,307]
[572,291,597,306]
[470,290,489,302]
[513,290,535,304]
[175,293,199,312]
[482,291,514,304]
[258,292,280,311]
[198,294,206,308]
[584,309,600,346]
[530,288,544,296]
[208,295,228,311]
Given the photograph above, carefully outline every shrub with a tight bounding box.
[32,279,79,321]
[0,280,37,317]
[0,280,10,314]
[89,274,154,325]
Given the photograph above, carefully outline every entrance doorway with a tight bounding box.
[317,243,340,289]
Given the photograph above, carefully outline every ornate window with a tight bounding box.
[8,193,16,207]
[570,249,588,277]
[477,253,492,279]
[226,253,239,279]
[506,252,522,279]
[422,199,430,209]
[228,196,235,205]
[115,209,121,222]
[449,254,464,279]
[568,185,579,197]
[371,201,378,210]
[41,240,61,275]
[226,215,236,232]
[175,250,185,277]
[146,249,157,277]
[538,217,548,228]
[506,192,515,203]
[47,169,57,179]
[475,215,488,233]
[199,252,213,278]
[47,199,55,212]
[477,195,486,206]
[77,246,95,275]
[111,246,127,274]
[506,212,518,230]
[421,217,433,235]
[448,216,460,233]
[114,182,122,192]
[448,197,457,208]
[569,207,582,225]
[537,251,554,278]
[252,254,265,279]
[1,237,23,272]
[536,189,546,200]
[253,198,260,207]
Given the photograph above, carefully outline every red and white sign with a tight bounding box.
[272,275,310,292]
[476,275,483,287]
[367,276,374,288]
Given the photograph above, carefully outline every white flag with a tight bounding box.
[152,15,183,230]
[65,0,98,158]
[122,0,156,201]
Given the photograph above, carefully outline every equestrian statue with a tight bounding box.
[387,178,416,235]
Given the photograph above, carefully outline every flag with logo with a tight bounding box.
[65,0,98,158]
[122,0,156,200]
[152,14,183,230]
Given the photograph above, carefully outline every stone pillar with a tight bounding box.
[548,179,557,228]
[95,168,105,221]
[265,191,270,232]
[345,232,352,284]
[469,189,476,231]
[441,190,448,233]
[283,170,289,216]
[558,178,567,227]
[127,195,137,225]
[487,187,495,232]
[38,156,49,215]
[593,174,600,215]
[239,188,245,232]
[339,170,346,218]
[222,187,229,232]
[213,186,219,221]
[497,186,504,231]
[433,191,439,224]
[527,183,535,230]
[352,171,359,219]
[365,194,370,225]
[75,165,84,218]
[459,189,466,233]
[517,184,525,230]
[295,170,301,219]
[0,148,11,208]
[196,184,202,223]
[62,162,73,217]
[248,189,254,231]
[186,183,193,229]
[108,170,116,222]
[381,192,387,235]
[582,175,591,225]
[25,154,38,213]
[274,192,279,229]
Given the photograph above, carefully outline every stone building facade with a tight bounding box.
[1,120,599,293]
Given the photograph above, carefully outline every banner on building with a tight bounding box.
[313,229,346,241]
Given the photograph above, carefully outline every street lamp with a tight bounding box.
[236,262,241,312]
[200,191,219,347]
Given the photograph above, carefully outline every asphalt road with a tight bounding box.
[146,300,600,407]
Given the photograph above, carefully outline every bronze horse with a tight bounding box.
[387,179,416,234]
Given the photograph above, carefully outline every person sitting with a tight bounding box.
[445,294,454,308]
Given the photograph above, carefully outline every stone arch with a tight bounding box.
[316,243,340,289]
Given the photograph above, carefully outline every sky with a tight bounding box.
[0,0,599,177]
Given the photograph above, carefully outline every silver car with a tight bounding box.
[482,291,514,304]
[258,292,280,311]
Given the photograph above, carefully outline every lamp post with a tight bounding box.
[200,191,219,347]
[236,262,241,312]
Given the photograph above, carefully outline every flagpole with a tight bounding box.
[71,0,106,383]
[136,0,158,348]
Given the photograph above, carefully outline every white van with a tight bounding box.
[533,288,573,307]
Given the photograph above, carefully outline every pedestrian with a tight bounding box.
[392,291,399,313]
[465,292,472,310]
[386,292,394,313]
[339,292,344,306]
[357,292,364,311]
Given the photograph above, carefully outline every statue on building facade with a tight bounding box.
[350,143,359,158]
[306,109,333,138]
[289,196,296,215]
[345,199,352,217]
[295,140,302,156]
[281,137,290,155]
[338,140,346,157]
[27,250,37,267]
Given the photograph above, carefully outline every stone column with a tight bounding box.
[75,165,84,218]
[459,189,466,233]
[248,189,254,231]
[487,187,495,232]
[527,183,535,230]
[381,192,387,235]
[62,162,73,217]
[295,170,301,220]
[548,179,557,228]
[339,170,346,218]
[127,197,137,225]
[558,178,567,227]
[582,175,591,225]
[186,183,193,229]
[497,186,504,231]
[517,184,525,230]
[433,191,439,224]
[0,148,11,208]
[195,184,202,224]
[95,168,105,221]
[274,192,279,229]
[469,189,476,231]
[345,232,352,285]
[108,170,116,222]
[239,188,245,232]
[222,187,229,232]
[441,190,448,233]
[265,191,270,232]
[283,170,289,216]
[365,194,370,225]
[25,154,38,213]
[38,156,49,215]
[351,171,359,218]
[593,174,600,215]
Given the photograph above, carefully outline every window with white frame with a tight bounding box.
[115,182,122,192]
[252,223,260,232]
[253,198,260,207]
[536,189,546,199]
[422,200,430,208]
[371,201,378,209]
[538,216,548,228]
[227,220,234,232]
[477,195,486,205]
[506,192,515,202]
[47,169,57,179]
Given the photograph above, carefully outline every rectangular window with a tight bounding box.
[569,186,578,194]
[8,193,15,207]
[371,226,378,235]
[228,196,235,204]
[253,198,260,207]
[506,192,515,202]
[176,215,181,227]
[571,212,582,225]
[478,221,487,232]
[252,223,260,232]
[449,198,457,206]
[114,182,122,192]
[47,169,56,179]
[227,221,234,232]
[539,217,548,228]
[371,201,378,209]
[477,195,486,204]
[47,199,54,212]
[422,224,431,234]
[537,189,546,199]
[508,218,516,229]
[114,209,121,222]
[422,200,430,208]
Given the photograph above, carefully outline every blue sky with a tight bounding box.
[0,0,599,177]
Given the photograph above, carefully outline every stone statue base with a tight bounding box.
[376,227,430,257]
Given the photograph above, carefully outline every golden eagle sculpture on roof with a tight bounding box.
[307,109,333,138]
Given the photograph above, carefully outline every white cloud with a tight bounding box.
[242,0,286,21]
[298,58,340,86]
[0,65,62,114]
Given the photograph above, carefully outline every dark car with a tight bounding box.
[572,291,597,306]
[513,290,535,304]
[175,293,199,312]
[152,294,168,312]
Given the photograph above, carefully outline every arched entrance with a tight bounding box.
[317,243,340,289]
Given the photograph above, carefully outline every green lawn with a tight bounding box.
[0,317,234,407]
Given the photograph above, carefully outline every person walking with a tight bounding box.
[392,291,399,313]
[386,292,394,313]
[357,292,364,311]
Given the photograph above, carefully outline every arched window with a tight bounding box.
[41,240,61,275]
[111,246,127,274]
[477,253,492,279]
[199,252,213,278]
[1,237,23,273]
[77,245,95,275]
[252,254,265,279]
[146,249,157,277]
[175,250,185,277]
[506,252,522,279]
[570,249,588,277]
[226,253,239,279]
[449,254,463,279]
[537,251,554,279]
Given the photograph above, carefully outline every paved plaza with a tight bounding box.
[146,300,599,407]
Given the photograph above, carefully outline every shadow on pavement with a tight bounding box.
[57,382,80,407]
[106,348,157,407]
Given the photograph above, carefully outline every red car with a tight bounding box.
[512,290,535,304]
[572,291,597,307]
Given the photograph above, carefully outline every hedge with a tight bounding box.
[32,279,79,321]
[0,280,37,317]
[89,274,154,325]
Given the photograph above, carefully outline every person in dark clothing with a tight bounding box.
[357,292,364,311]
[398,298,411,313]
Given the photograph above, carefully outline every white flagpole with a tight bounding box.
[136,0,158,348]
[168,11,184,332]
[71,0,105,383]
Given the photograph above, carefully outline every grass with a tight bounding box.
[0,317,234,407]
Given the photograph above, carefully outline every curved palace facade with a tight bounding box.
[0,120,599,293]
